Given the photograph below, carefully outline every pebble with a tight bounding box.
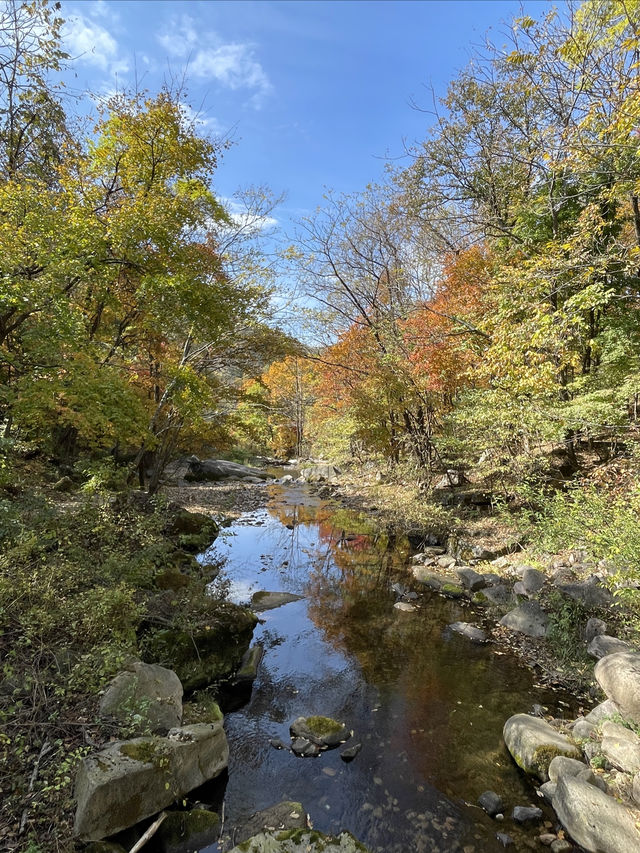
[496,833,514,847]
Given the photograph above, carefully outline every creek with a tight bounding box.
[198,482,576,853]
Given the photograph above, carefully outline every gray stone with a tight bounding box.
[558,578,613,607]
[251,591,304,612]
[513,581,527,597]
[585,699,621,724]
[478,790,504,816]
[483,573,503,586]
[340,743,362,762]
[511,805,542,823]
[228,830,370,853]
[601,721,640,774]
[411,567,442,588]
[589,635,632,659]
[633,773,640,805]
[300,463,341,483]
[437,555,456,569]
[548,755,588,783]
[232,802,308,845]
[585,617,607,643]
[394,601,417,612]
[447,622,487,643]
[577,767,608,792]
[499,602,548,638]
[552,774,640,853]
[538,834,556,846]
[483,585,513,606]
[99,661,183,734]
[456,568,486,592]
[291,737,321,757]
[503,714,581,781]
[538,781,556,803]
[595,652,640,725]
[571,717,597,740]
[74,723,228,841]
[550,842,572,853]
[496,834,514,848]
[521,568,546,594]
[583,741,602,762]
[185,458,269,483]
[233,644,264,685]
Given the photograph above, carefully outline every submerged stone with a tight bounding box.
[251,591,304,612]
[156,809,220,853]
[232,802,308,846]
[228,829,369,852]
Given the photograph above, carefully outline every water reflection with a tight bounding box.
[199,485,572,852]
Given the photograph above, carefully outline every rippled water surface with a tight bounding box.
[199,484,574,852]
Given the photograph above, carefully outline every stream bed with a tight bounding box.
[198,483,576,852]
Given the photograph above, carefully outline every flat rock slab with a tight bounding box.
[447,622,487,643]
[595,652,640,725]
[503,714,581,781]
[233,802,308,845]
[483,585,513,606]
[588,635,632,660]
[251,591,304,612]
[552,774,640,853]
[99,661,183,734]
[585,698,621,724]
[601,721,640,774]
[229,830,369,852]
[185,458,269,483]
[557,580,612,608]
[74,723,228,841]
[499,602,548,638]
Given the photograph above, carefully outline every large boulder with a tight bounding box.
[74,723,228,841]
[185,458,269,483]
[229,830,369,852]
[595,652,640,725]
[503,714,581,781]
[557,578,612,608]
[588,635,632,660]
[601,721,640,774]
[99,662,183,734]
[552,774,640,853]
[499,602,548,638]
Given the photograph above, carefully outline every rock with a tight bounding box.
[99,662,183,734]
[478,790,504,817]
[511,805,542,823]
[538,781,556,803]
[538,834,556,846]
[434,469,467,489]
[156,809,220,853]
[447,622,487,643]
[577,767,609,792]
[499,602,548,638]
[340,743,362,762]
[290,716,351,749]
[290,737,321,757]
[411,568,442,589]
[269,738,290,751]
[550,841,572,853]
[456,568,486,592]
[503,714,581,781]
[394,601,417,612]
[232,644,264,686]
[585,617,607,643]
[521,568,545,595]
[299,463,341,483]
[588,635,632,660]
[601,721,640,774]
[633,773,640,805]
[251,591,304,612]
[228,830,370,852]
[548,755,588,783]
[232,802,308,845]
[585,698,621,724]
[483,585,513,606]
[558,578,613,607]
[74,723,228,841]
[513,581,527,597]
[437,555,456,569]
[440,583,466,599]
[595,652,640,725]
[53,475,74,492]
[496,834,514,848]
[185,458,269,483]
[552,774,640,853]
[572,717,597,740]
[483,573,503,586]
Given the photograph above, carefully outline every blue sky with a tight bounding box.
[62,0,551,233]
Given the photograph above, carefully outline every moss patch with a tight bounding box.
[305,716,345,738]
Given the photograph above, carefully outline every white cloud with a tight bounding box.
[220,197,278,232]
[179,103,228,138]
[64,11,128,75]
[157,16,272,105]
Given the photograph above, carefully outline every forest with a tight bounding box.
[3,0,640,850]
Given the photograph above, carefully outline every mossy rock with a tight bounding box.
[441,584,465,599]
[290,715,351,748]
[142,602,257,692]
[182,692,224,725]
[230,829,369,852]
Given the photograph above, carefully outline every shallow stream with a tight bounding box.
[199,483,575,852]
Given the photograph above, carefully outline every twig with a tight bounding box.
[128,811,167,853]
[18,738,52,835]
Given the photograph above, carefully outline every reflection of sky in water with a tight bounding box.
[199,486,577,853]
